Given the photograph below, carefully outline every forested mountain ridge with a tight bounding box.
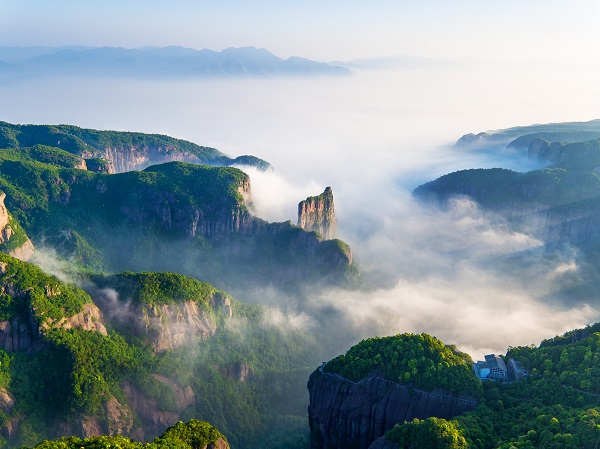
[312,326,600,449]
[308,334,481,449]
[414,123,600,305]
[0,140,353,292]
[0,121,272,173]
[0,252,317,448]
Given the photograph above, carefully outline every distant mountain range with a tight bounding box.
[0,45,352,78]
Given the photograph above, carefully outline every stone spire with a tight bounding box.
[298,187,337,240]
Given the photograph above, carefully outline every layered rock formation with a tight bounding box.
[0,295,107,353]
[120,300,218,353]
[307,369,477,449]
[298,187,337,240]
[0,192,34,261]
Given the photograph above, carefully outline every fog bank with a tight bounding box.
[3,62,600,356]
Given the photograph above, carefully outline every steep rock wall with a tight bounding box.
[100,145,203,173]
[94,291,227,353]
[139,301,217,353]
[307,369,477,449]
[298,187,337,240]
[119,176,255,240]
[0,192,34,261]
[0,302,107,353]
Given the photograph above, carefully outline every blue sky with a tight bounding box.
[1,0,599,62]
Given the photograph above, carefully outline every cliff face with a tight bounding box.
[0,192,34,261]
[119,172,255,241]
[0,302,107,353]
[307,369,477,449]
[134,301,218,353]
[298,187,337,240]
[98,145,204,173]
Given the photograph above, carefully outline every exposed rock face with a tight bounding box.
[40,302,108,336]
[307,369,477,449]
[0,267,107,353]
[0,388,15,415]
[0,301,107,353]
[123,375,196,440]
[99,145,204,173]
[119,175,255,241]
[298,187,337,240]
[140,301,217,353]
[207,439,229,449]
[94,291,220,353]
[0,192,34,261]
[218,362,254,382]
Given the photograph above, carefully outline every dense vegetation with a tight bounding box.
[413,167,600,211]
[0,143,352,292]
[324,333,482,397]
[386,417,467,449]
[91,271,224,307]
[0,253,89,324]
[30,419,226,449]
[0,122,226,163]
[0,254,317,449]
[379,325,600,449]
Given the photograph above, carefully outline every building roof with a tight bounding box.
[484,354,507,371]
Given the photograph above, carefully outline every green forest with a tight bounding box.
[324,333,482,397]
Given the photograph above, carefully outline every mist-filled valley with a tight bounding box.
[2,56,600,449]
[3,62,600,358]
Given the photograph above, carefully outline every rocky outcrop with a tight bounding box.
[0,259,107,352]
[298,187,337,240]
[0,192,34,261]
[307,369,477,449]
[139,301,217,353]
[40,302,107,336]
[218,362,254,382]
[94,292,221,353]
[0,301,107,353]
[123,376,195,440]
[118,173,256,241]
[85,157,115,174]
[99,145,204,173]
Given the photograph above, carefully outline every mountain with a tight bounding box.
[0,122,354,448]
[310,324,600,449]
[297,187,337,240]
[0,121,272,173]
[0,253,315,448]
[414,121,600,304]
[0,121,355,292]
[0,46,352,79]
[308,333,480,449]
[453,119,600,151]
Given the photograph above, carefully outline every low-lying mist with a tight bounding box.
[4,61,600,359]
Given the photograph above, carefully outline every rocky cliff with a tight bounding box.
[0,254,107,353]
[102,299,219,353]
[307,369,477,449]
[0,121,271,174]
[0,295,107,353]
[0,192,34,261]
[298,187,337,240]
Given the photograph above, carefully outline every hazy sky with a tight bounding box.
[1,1,600,63]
